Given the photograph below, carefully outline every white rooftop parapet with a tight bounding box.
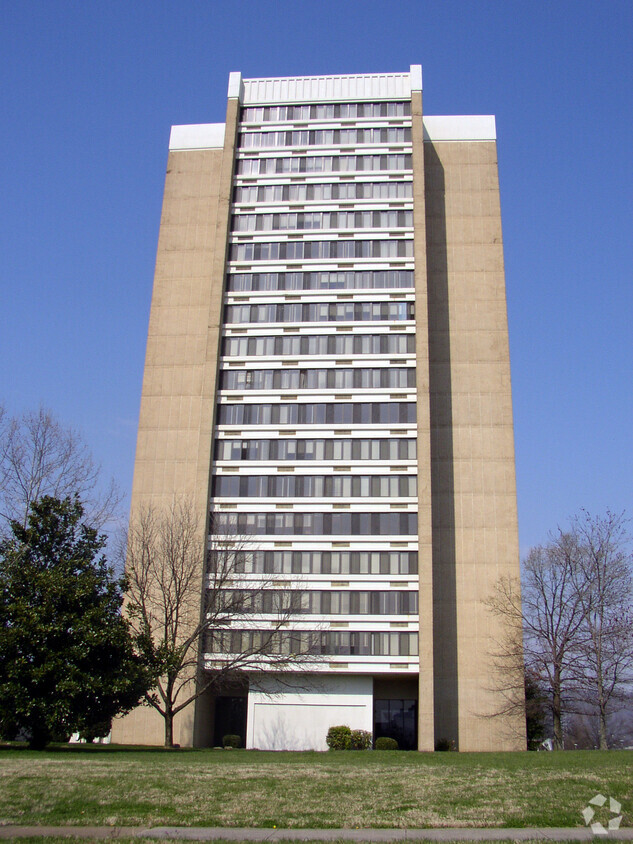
[423,115,496,141]
[169,123,226,151]
[410,64,423,92]
[241,69,417,104]
[228,71,244,100]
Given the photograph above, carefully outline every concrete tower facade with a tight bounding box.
[112,67,525,751]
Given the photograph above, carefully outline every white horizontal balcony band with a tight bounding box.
[230,207,413,217]
[235,174,414,185]
[213,429,417,438]
[215,571,419,582]
[216,615,419,626]
[214,468,417,477]
[228,264,416,273]
[233,199,413,210]
[234,176,414,188]
[229,232,414,244]
[225,293,416,302]
[214,423,416,433]
[203,657,418,673]
[232,204,413,215]
[237,147,413,159]
[212,501,418,509]
[222,324,415,335]
[214,541,418,552]
[239,122,413,135]
[216,589,420,599]
[215,580,420,591]
[213,467,417,476]
[217,391,416,400]
[218,363,415,371]
[213,512,417,522]
[240,115,413,127]
[224,294,416,305]
[215,428,417,438]
[217,390,416,400]
[209,536,419,546]
[227,261,415,271]
[238,143,411,154]
[214,393,415,403]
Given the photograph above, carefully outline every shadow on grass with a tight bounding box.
[0,741,205,754]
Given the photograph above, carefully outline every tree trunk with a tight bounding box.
[598,704,609,750]
[28,725,50,750]
[552,682,563,749]
[164,710,174,747]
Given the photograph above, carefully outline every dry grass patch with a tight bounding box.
[0,748,631,829]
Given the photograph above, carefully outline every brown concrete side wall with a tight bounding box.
[425,139,525,751]
[411,91,435,751]
[112,101,239,747]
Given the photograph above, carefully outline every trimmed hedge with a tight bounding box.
[350,729,372,750]
[222,734,241,748]
[326,725,352,750]
[375,736,399,750]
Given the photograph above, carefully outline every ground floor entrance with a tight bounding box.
[212,696,248,748]
[373,698,418,750]
[200,674,420,751]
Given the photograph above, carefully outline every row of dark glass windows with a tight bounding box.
[212,474,417,499]
[207,549,418,575]
[226,270,414,291]
[223,302,413,325]
[219,367,416,392]
[206,629,418,657]
[214,437,416,462]
[231,210,412,233]
[229,239,413,262]
[239,127,411,149]
[235,154,412,176]
[217,402,416,426]
[241,102,411,122]
[218,589,418,616]
[213,511,418,536]
[222,333,415,358]
[233,181,412,203]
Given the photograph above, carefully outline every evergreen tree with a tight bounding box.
[0,496,149,748]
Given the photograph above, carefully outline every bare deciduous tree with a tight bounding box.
[0,406,121,531]
[489,511,633,750]
[571,511,633,749]
[489,532,587,749]
[123,502,315,747]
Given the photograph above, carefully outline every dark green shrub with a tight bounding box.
[326,725,352,750]
[350,729,372,749]
[435,737,455,751]
[375,736,399,750]
[223,734,241,748]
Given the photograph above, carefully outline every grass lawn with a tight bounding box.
[0,746,631,830]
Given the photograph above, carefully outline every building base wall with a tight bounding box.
[111,700,195,747]
[246,675,373,751]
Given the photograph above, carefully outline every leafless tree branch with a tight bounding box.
[0,405,122,532]
[123,502,317,746]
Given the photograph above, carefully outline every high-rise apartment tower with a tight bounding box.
[112,67,525,751]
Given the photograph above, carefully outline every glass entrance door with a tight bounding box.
[373,698,417,750]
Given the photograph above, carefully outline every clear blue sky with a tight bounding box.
[1,0,632,553]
